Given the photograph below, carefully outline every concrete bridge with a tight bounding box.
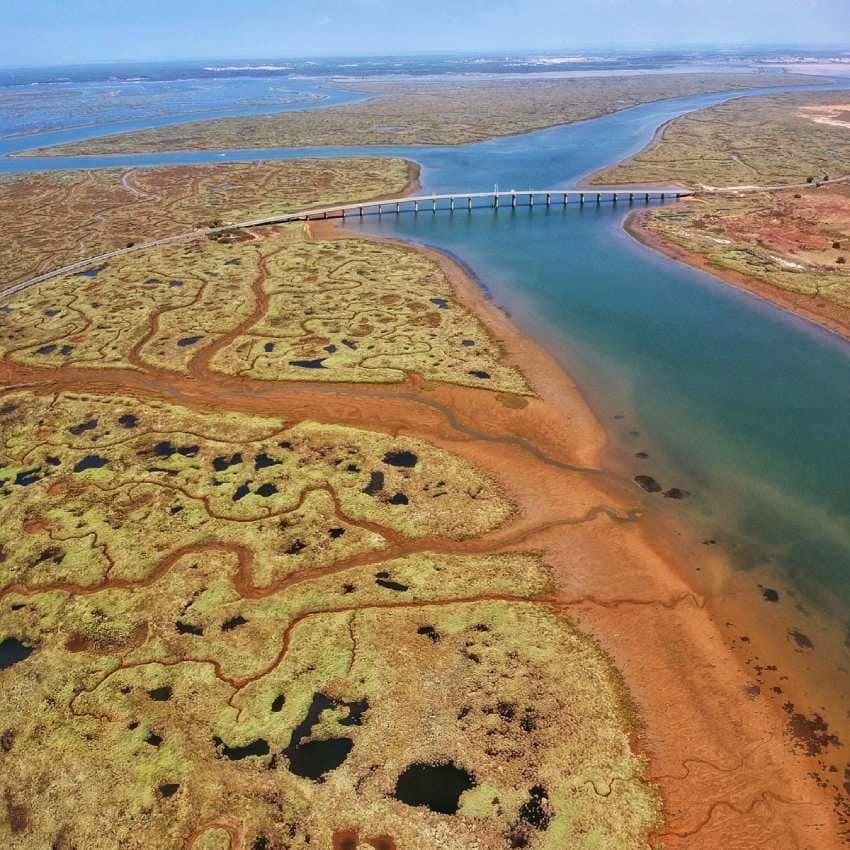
[242,188,691,226]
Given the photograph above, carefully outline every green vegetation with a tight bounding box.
[0,157,414,290]
[592,91,850,188]
[593,92,850,337]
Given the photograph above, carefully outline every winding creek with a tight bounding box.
[4,78,850,694]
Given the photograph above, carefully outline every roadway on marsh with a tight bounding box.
[6,174,848,302]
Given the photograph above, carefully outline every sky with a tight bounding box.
[4,0,850,67]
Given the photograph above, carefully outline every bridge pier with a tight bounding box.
[468,196,472,210]
[378,204,383,216]
[450,197,455,211]
[596,193,601,205]
[432,198,437,212]
[529,193,534,207]
[414,200,419,213]
[563,193,568,205]
[493,194,499,208]
[580,193,585,205]
[629,193,634,203]
[644,193,650,203]
[546,192,551,206]
[511,193,517,208]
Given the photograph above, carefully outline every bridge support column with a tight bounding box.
[546,193,551,206]
[660,193,666,202]
[414,201,419,213]
[529,193,534,207]
[341,208,346,218]
[580,193,585,205]
[596,193,601,205]
[378,204,383,216]
[629,193,634,203]
[511,193,517,208]
[468,196,472,210]
[563,193,568,205]
[395,202,400,213]
[450,197,455,211]
[323,211,328,219]
[644,193,649,203]
[493,194,498,208]
[432,198,437,212]
[359,206,363,217]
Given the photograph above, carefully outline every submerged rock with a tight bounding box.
[634,475,662,493]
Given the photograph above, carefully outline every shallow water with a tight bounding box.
[357,202,850,617]
[4,79,850,625]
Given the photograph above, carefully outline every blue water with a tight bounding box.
[0,77,370,147]
[3,76,850,621]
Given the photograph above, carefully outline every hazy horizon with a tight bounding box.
[5,0,850,68]
[4,44,850,72]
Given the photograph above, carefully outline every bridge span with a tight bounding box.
[242,188,691,226]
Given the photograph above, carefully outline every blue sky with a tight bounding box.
[5,0,850,66]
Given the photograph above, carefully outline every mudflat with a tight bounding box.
[592,91,850,339]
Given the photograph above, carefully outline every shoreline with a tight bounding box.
[624,205,850,343]
[311,217,849,846]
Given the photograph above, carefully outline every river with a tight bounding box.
[4,78,850,669]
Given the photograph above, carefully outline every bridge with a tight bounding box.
[1,187,690,300]
[241,188,690,226]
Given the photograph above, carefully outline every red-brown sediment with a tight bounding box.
[625,204,850,343]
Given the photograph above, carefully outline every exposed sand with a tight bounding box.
[799,103,850,131]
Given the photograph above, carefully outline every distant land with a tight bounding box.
[2,45,850,85]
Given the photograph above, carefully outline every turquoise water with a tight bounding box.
[3,81,850,621]
[356,204,850,616]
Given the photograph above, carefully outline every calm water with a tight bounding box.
[0,77,370,148]
[3,77,850,621]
